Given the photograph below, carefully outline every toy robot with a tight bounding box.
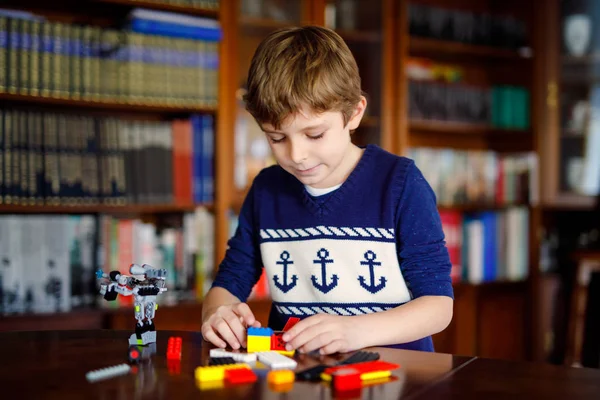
[96,264,167,345]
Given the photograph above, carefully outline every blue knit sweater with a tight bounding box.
[212,144,453,352]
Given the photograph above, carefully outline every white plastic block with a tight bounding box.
[86,363,131,383]
[256,351,297,370]
[209,348,257,363]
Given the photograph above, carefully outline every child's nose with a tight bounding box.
[289,140,308,164]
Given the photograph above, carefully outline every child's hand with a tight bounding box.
[201,303,261,350]
[281,314,364,355]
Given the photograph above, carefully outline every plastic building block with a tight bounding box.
[86,363,131,383]
[247,327,274,353]
[338,351,380,365]
[167,359,181,375]
[128,346,141,364]
[267,370,295,385]
[271,332,286,351]
[209,348,257,363]
[275,350,295,357]
[256,351,297,370]
[129,330,156,346]
[209,357,237,366]
[195,364,250,382]
[247,336,271,353]
[295,365,328,381]
[295,352,380,381]
[330,367,362,391]
[96,264,167,346]
[321,360,399,381]
[247,327,273,337]
[167,337,182,360]
[225,368,257,384]
[196,379,225,391]
[283,317,300,331]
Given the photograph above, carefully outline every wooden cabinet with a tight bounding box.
[537,0,599,209]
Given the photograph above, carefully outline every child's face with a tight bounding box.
[260,99,366,188]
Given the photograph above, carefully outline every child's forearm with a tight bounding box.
[353,296,453,348]
[201,287,243,323]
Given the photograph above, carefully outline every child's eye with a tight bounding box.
[308,132,325,140]
[269,136,286,144]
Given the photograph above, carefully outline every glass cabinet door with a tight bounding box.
[233,0,313,200]
[323,0,390,149]
[560,0,600,199]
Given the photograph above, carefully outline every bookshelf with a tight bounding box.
[93,0,220,17]
[409,37,532,61]
[1,0,581,365]
[397,0,540,361]
[0,93,218,115]
[0,203,203,214]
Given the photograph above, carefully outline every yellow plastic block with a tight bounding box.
[267,370,295,385]
[196,379,224,391]
[321,370,392,382]
[361,370,391,381]
[247,336,271,353]
[195,364,250,382]
[274,350,295,357]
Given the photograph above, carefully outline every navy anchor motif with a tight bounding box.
[273,251,298,293]
[358,250,387,293]
[311,248,338,294]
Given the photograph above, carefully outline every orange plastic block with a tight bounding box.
[267,370,295,385]
[167,337,182,360]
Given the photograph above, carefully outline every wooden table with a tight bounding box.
[1,330,599,399]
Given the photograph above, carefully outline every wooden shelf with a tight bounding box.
[542,193,597,210]
[409,119,530,136]
[0,93,217,115]
[409,37,533,61]
[438,204,531,213]
[454,280,528,289]
[93,0,219,18]
[240,16,297,30]
[336,29,381,43]
[0,203,207,214]
[572,249,600,262]
[361,116,380,128]
[562,54,600,65]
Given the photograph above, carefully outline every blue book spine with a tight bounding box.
[481,212,498,282]
[191,114,203,204]
[203,114,214,203]
[130,18,222,42]
[0,109,4,204]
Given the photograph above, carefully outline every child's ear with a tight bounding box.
[347,96,367,131]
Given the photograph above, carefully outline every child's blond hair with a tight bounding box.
[244,26,362,130]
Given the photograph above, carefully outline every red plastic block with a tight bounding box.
[167,359,181,375]
[283,317,300,332]
[167,337,182,360]
[270,332,286,351]
[331,367,362,391]
[323,361,399,377]
[225,367,257,384]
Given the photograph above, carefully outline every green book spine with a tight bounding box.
[0,17,8,93]
[19,19,31,95]
[29,21,41,97]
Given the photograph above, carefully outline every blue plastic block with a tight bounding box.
[247,327,273,337]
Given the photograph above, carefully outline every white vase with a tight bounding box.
[564,14,592,56]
